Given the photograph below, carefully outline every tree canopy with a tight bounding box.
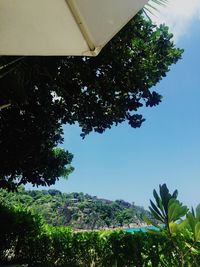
[0,13,183,189]
[0,187,150,229]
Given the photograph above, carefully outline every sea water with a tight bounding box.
[126,225,159,233]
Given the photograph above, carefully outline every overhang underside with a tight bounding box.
[0,0,148,56]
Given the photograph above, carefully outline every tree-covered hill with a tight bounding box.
[0,188,150,229]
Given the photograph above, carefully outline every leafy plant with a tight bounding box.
[149,184,187,233]
[149,184,200,266]
[187,204,200,242]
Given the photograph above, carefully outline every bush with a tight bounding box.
[1,200,199,266]
[0,203,43,265]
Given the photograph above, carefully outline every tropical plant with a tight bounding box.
[149,184,200,266]
[149,184,188,233]
[144,0,168,16]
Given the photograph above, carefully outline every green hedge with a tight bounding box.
[0,203,199,267]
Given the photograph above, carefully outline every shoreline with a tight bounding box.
[74,223,150,232]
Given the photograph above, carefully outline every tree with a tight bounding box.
[0,13,183,189]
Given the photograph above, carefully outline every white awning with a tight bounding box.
[0,0,148,56]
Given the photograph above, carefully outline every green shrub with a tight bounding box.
[1,189,200,267]
[0,203,43,265]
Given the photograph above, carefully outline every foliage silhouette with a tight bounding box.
[0,14,183,189]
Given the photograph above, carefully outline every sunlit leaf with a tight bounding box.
[168,199,187,222]
[195,222,200,242]
[196,204,200,221]
[149,200,165,221]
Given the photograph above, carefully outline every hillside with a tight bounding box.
[0,187,151,230]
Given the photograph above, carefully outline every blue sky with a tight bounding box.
[29,1,200,209]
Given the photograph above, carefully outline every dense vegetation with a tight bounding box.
[0,184,199,267]
[0,12,183,190]
[0,188,150,229]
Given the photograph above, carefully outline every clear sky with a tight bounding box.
[28,1,200,209]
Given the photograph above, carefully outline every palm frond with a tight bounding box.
[143,0,168,17]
